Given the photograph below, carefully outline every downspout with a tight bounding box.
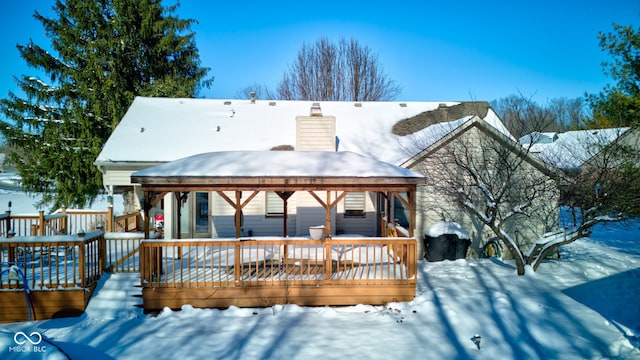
[96,163,114,231]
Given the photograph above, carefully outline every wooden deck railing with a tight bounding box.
[61,209,110,234]
[0,207,129,238]
[113,211,142,232]
[0,231,104,290]
[1,211,68,237]
[104,232,145,272]
[140,237,417,289]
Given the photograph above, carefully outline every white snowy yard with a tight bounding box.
[0,221,637,359]
[0,187,639,359]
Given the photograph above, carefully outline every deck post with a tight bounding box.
[107,206,113,232]
[234,242,241,285]
[78,237,86,288]
[38,210,45,236]
[235,191,242,238]
[61,207,68,234]
[98,232,106,272]
[325,191,331,238]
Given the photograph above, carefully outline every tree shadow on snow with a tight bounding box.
[562,268,640,345]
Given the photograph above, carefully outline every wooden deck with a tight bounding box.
[140,237,417,310]
[1,233,418,322]
[0,231,141,323]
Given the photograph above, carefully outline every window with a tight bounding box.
[266,192,284,217]
[344,192,366,217]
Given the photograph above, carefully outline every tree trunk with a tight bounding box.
[494,229,526,275]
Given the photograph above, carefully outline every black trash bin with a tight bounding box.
[423,222,471,262]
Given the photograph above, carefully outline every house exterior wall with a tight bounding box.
[210,191,299,237]
[411,126,560,259]
[182,190,378,238]
[103,170,136,186]
[335,192,378,236]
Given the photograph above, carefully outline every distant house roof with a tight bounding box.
[96,97,510,167]
[535,127,629,170]
[519,132,559,153]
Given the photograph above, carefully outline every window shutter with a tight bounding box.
[344,192,365,216]
[266,192,284,216]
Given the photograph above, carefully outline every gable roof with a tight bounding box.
[400,116,562,178]
[95,97,509,167]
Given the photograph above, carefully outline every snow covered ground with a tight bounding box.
[0,193,639,359]
[0,184,123,215]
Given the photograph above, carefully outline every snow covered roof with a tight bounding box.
[131,151,425,188]
[96,97,510,167]
[519,132,559,153]
[536,127,629,170]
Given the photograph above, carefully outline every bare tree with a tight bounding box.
[547,97,589,130]
[277,37,401,101]
[491,94,557,138]
[234,83,277,100]
[553,128,640,229]
[409,110,640,275]
[406,116,560,275]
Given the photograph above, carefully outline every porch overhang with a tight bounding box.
[131,150,425,189]
[131,151,425,238]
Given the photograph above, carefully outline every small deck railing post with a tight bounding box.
[61,207,68,234]
[38,211,45,236]
[4,210,10,236]
[107,206,113,232]
[98,233,106,272]
[234,242,241,285]
[78,237,86,288]
[324,239,332,283]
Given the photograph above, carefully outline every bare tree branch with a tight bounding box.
[277,37,401,101]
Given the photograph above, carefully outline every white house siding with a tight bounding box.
[295,191,336,236]
[411,126,559,260]
[104,170,137,186]
[205,190,380,238]
[295,116,336,151]
[210,191,298,238]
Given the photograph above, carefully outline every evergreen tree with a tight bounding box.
[0,0,212,210]
[587,23,640,128]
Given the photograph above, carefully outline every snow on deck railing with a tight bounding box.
[0,231,105,290]
[103,232,144,272]
[1,208,112,237]
[140,237,418,288]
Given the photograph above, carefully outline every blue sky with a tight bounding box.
[1,0,639,104]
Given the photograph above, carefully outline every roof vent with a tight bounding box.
[310,102,322,116]
[269,101,276,106]
[224,101,232,105]
[354,102,362,107]
[399,103,407,107]
[250,91,256,104]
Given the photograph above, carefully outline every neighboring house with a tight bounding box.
[95,97,559,258]
[582,125,640,170]
[519,132,558,154]
[522,128,630,172]
[402,117,561,259]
